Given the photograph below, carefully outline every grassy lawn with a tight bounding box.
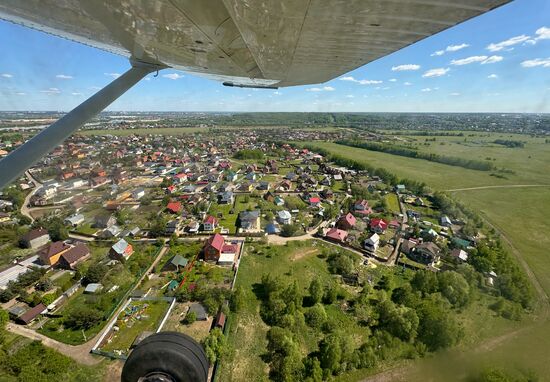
[73,223,97,235]
[208,202,238,233]
[384,193,400,213]
[101,300,170,354]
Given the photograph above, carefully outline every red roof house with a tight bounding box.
[325,228,348,243]
[336,213,357,230]
[353,199,373,215]
[166,201,182,214]
[203,215,218,231]
[203,233,225,262]
[370,218,388,233]
[309,197,321,206]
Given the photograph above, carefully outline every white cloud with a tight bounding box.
[431,43,469,56]
[450,92,461,96]
[421,88,432,92]
[450,55,503,65]
[422,68,450,78]
[535,26,550,41]
[521,58,550,68]
[162,73,184,80]
[339,76,382,85]
[104,72,121,79]
[482,56,503,64]
[488,74,499,79]
[451,56,487,65]
[40,87,61,94]
[487,35,530,52]
[389,78,397,82]
[404,82,412,86]
[446,43,470,52]
[89,86,101,90]
[15,92,26,96]
[345,94,354,98]
[392,64,421,71]
[273,91,282,96]
[71,92,83,96]
[1,73,13,78]
[306,86,335,92]
[56,74,73,79]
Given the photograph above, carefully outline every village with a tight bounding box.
[0,127,486,377]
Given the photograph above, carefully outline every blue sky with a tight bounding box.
[0,0,549,113]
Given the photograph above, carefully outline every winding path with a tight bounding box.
[20,170,42,222]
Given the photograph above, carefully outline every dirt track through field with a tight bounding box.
[446,184,550,192]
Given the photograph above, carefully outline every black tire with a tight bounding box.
[121,332,209,382]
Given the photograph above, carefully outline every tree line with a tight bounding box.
[335,140,495,171]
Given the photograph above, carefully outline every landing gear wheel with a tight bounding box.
[121,332,209,382]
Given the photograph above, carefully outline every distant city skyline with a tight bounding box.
[0,0,549,113]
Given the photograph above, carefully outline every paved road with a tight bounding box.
[20,170,42,222]
[446,184,550,192]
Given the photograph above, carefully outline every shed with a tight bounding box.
[188,303,207,321]
[84,283,103,294]
[17,303,46,325]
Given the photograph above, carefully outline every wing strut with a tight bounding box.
[0,59,164,189]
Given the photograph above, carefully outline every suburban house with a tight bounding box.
[364,233,380,253]
[203,215,218,231]
[100,225,122,238]
[203,233,225,262]
[353,200,373,215]
[308,197,321,207]
[109,238,134,262]
[58,243,91,270]
[450,248,469,262]
[274,196,285,206]
[369,218,388,234]
[440,215,452,227]
[166,201,182,214]
[277,210,292,225]
[238,210,260,231]
[166,220,182,236]
[39,241,71,266]
[21,228,50,249]
[132,188,146,200]
[337,213,356,230]
[162,255,188,272]
[64,213,85,227]
[218,191,234,204]
[410,242,441,264]
[325,228,348,243]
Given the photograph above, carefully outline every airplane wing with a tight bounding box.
[0,0,511,88]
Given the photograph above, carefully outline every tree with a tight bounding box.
[323,283,337,304]
[319,333,342,374]
[41,293,56,307]
[308,278,323,304]
[280,223,299,237]
[83,263,108,285]
[437,271,471,308]
[184,311,197,324]
[377,274,395,293]
[303,357,323,382]
[416,297,462,351]
[411,270,439,296]
[328,252,355,276]
[375,299,419,342]
[202,328,227,364]
[35,279,53,292]
[65,307,102,330]
[230,286,245,313]
[305,304,327,328]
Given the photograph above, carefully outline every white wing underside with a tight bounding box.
[0,0,510,88]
